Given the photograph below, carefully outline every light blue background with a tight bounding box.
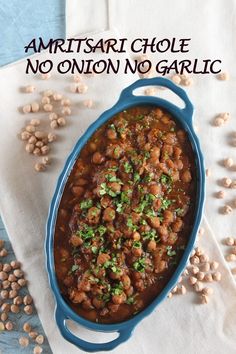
[0,0,65,66]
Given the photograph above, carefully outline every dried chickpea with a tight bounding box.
[0,290,8,299]
[216,190,225,199]
[70,83,78,93]
[230,180,236,189]
[21,131,31,141]
[223,158,233,168]
[167,292,173,298]
[18,278,27,287]
[182,77,194,86]
[199,254,209,263]
[200,294,209,304]
[190,265,199,275]
[61,106,71,115]
[217,72,229,81]
[24,305,33,315]
[5,321,13,331]
[36,334,44,345]
[42,156,51,165]
[26,125,36,133]
[34,345,43,354]
[189,276,197,285]
[220,112,230,121]
[0,249,8,257]
[29,331,38,339]
[53,93,63,101]
[202,287,214,296]
[0,240,4,249]
[222,177,232,188]
[212,271,221,282]
[61,98,71,106]
[224,237,235,246]
[25,143,35,153]
[19,336,29,347]
[1,312,8,321]
[23,295,33,305]
[205,168,211,177]
[190,255,200,265]
[13,295,23,305]
[194,281,203,292]
[25,85,35,93]
[171,74,181,85]
[31,102,40,113]
[225,253,236,262]
[221,205,233,215]
[210,261,219,271]
[50,120,58,129]
[22,104,31,114]
[43,103,53,112]
[204,273,213,282]
[11,282,20,291]
[41,145,50,155]
[34,163,46,172]
[213,117,224,127]
[41,73,51,80]
[9,289,18,299]
[201,262,210,272]
[23,322,32,333]
[83,99,94,108]
[0,322,5,331]
[43,89,53,97]
[57,117,66,126]
[178,285,186,295]
[2,280,10,289]
[41,96,50,105]
[0,271,8,281]
[171,285,178,294]
[28,136,37,144]
[47,132,57,143]
[77,83,88,94]
[13,269,24,278]
[10,260,20,269]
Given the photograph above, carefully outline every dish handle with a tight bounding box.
[55,307,134,352]
[119,77,194,124]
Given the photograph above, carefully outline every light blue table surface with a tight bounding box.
[0,2,65,352]
[0,0,65,67]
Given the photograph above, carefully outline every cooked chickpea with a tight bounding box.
[92,152,105,164]
[181,170,192,183]
[147,240,157,252]
[107,128,117,140]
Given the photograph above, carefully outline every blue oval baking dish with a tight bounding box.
[45,77,205,352]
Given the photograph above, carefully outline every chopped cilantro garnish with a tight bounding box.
[127,217,138,231]
[133,257,146,272]
[71,264,79,272]
[135,114,144,121]
[175,207,184,216]
[133,241,141,248]
[97,225,107,236]
[124,161,133,174]
[134,172,141,183]
[126,296,135,304]
[109,123,116,131]
[80,199,93,209]
[166,246,177,257]
[78,225,95,240]
[160,173,172,186]
[161,198,172,210]
[91,246,98,254]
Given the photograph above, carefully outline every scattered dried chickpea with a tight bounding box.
[200,294,209,304]
[224,237,235,246]
[29,331,38,339]
[43,103,53,112]
[221,205,233,215]
[34,163,46,172]
[53,93,63,101]
[230,180,236,189]
[225,254,236,262]
[73,74,82,83]
[50,120,59,129]
[182,77,194,87]
[171,285,178,294]
[22,104,31,114]
[213,116,224,127]
[36,334,44,345]
[13,269,24,278]
[57,117,66,127]
[25,143,35,153]
[70,83,78,93]
[77,83,88,94]
[189,276,197,285]
[216,190,225,199]
[194,281,203,292]
[190,255,200,265]
[222,177,232,188]
[43,89,53,97]
[0,249,8,257]
[171,74,181,85]
[217,72,229,81]
[83,99,94,108]
[5,321,13,331]
[196,272,205,281]
[11,281,20,291]
[178,285,186,295]
[41,96,50,105]
[34,345,43,354]
[23,322,32,333]
[220,112,230,122]
[204,273,213,282]
[210,261,219,271]
[205,168,211,177]
[41,73,51,80]
[223,158,233,168]
[31,102,40,113]
[201,262,210,272]
[18,278,27,287]
[61,98,71,106]
[167,292,173,298]
[61,106,71,116]
[19,336,29,347]
[25,85,35,93]
[212,271,221,282]
[30,118,41,126]
[202,287,213,296]
[2,280,10,289]
[190,265,199,275]
[48,132,57,143]
[20,131,31,141]
[42,156,51,165]
[1,312,8,321]
[24,305,33,315]
[199,254,209,263]
[0,322,5,331]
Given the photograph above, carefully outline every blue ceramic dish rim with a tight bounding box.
[45,77,205,352]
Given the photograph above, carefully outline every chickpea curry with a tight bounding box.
[54,106,196,324]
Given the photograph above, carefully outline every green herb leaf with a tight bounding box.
[133,257,146,272]
[166,246,177,257]
[80,199,93,209]
[71,264,79,272]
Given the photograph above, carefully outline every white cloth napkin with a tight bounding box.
[0,28,236,354]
